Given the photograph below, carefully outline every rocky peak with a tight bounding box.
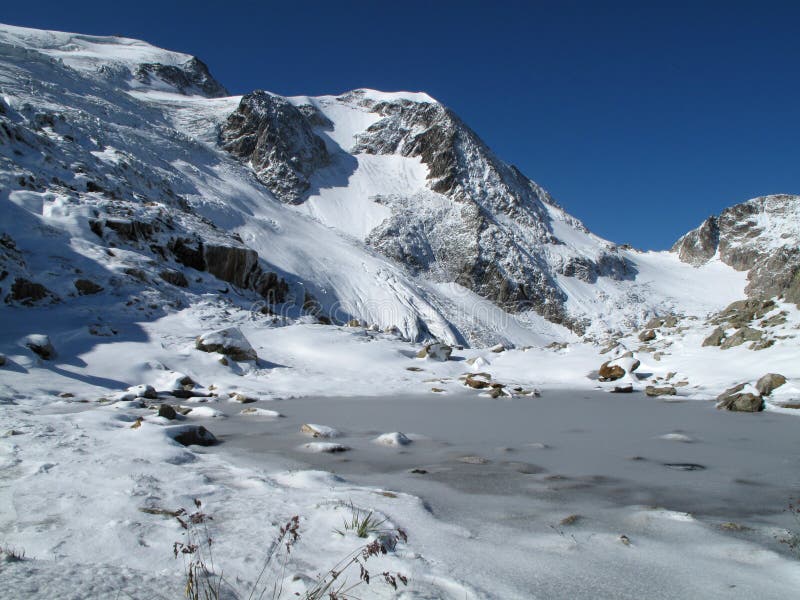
[673,194,800,305]
[221,91,330,203]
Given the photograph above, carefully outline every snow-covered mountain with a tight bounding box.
[0,23,788,347]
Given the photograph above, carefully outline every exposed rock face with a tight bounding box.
[133,57,228,98]
[756,373,786,396]
[221,91,329,203]
[673,195,800,305]
[716,383,763,412]
[195,327,258,361]
[168,238,288,302]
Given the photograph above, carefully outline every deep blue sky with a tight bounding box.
[3,1,799,249]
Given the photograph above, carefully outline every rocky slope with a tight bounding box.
[672,194,800,305]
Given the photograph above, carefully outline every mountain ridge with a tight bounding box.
[0,22,793,348]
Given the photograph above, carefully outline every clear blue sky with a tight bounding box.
[3,1,798,249]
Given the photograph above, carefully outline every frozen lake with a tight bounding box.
[198,389,800,599]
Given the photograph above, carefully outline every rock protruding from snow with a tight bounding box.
[716,384,764,412]
[301,442,349,453]
[373,432,412,447]
[755,373,787,397]
[166,424,218,446]
[196,327,258,362]
[416,342,453,361]
[645,386,677,397]
[221,91,330,203]
[74,279,104,295]
[300,424,340,438]
[672,194,800,306]
[24,334,55,360]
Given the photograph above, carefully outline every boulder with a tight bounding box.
[719,327,763,350]
[416,342,452,361]
[345,319,361,327]
[716,383,764,412]
[702,327,725,347]
[24,334,55,360]
[598,362,625,382]
[373,432,412,447]
[300,423,340,438]
[195,327,258,361]
[465,375,491,389]
[74,279,104,295]
[645,386,677,397]
[612,384,634,393]
[167,425,217,446]
[756,373,787,396]
[158,404,177,420]
[638,329,657,342]
[301,442,349,453]
[118,384,158,401]
[490,343,506,353]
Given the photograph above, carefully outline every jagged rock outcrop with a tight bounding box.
[221,91,329,203]
[168,238,288,303]
[133,57,228,98]
[673,195,800,305]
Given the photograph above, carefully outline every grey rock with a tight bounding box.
[716,383,764,412]
[221,91,329,203]
[702,327,725,347]
[158,404,177,420]
[612,383,634,393]
[195,327,258,362]
[719,327,762,350]
[168,425,217,446]
[74,279,104,295]
[755,373,787,396]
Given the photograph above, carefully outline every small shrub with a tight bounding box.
[334,501,388,538]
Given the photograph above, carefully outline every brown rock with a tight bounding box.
[599,362,625,382]
[645,386,676,397]
[755,373,787,396]
[639,329,657,342]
